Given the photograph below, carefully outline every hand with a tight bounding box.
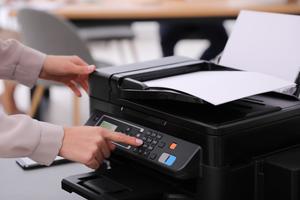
[40,55,96,97]
[59,126,143,169]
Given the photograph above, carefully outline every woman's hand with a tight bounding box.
[40,55,96,97]
[59,126,143,169]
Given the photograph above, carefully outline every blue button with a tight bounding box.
[164,155,176,166]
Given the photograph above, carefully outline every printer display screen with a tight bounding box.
[99,121,118,131]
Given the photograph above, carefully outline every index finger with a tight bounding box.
[71,55,89,66]
[103,131,143,147]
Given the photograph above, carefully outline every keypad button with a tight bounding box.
[158,141,166,148]
[143,151,149,158]
[132,147,138,153]
[165,155,176,166]
[149,153,157,160]
[151,132,157,138]
[142,136,147,141]
[158,153,169,163]
[138,149,144,154]
[152,140,158,146]
[148,146,154,151]
[146,131,152,136]
[169,143,177,150]
[142,144,148,149]
[135,133,141,138]
[146,138,152,143]
[156,134,163,140]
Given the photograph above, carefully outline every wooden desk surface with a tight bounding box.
[52,0,300,20]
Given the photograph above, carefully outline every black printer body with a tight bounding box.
[62,57,300,200]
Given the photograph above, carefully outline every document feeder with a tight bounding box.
[62,56,300,200]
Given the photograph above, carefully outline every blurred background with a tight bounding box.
[0,0,298,126]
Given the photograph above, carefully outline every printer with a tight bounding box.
[62,56,300,200]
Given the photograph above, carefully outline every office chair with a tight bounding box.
[17,8,112,125]
[74,21,139,63]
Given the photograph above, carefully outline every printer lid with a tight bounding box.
[101,57,295,106]
[90,56,300,126]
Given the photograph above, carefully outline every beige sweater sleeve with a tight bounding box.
[0,39,64,165]
[0,39,45,87]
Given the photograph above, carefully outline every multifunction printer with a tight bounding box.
[62,57,300,200]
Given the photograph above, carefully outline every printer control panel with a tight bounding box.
[88,113,201,178]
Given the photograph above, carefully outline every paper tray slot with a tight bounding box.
[120,88,206,104]
[62,164,174,200]
[80,176,129,195]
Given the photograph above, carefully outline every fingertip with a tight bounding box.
[73,89,82,97]
[135,138,143,146]
[87,65,96,73]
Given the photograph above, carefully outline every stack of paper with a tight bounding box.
[220,10,300,82]
[144,71,295,105]
[145,11,299,105]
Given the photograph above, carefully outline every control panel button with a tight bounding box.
[132,147,138,153]
[143,151,149,157]
[165,155,176,166]
[148,146,154,151]
[151,132,157,138]
[146,138,152,143]
[156,134,163,140]
[149,153,157,160]
[158,153,170,163]
[169,143,177,150]
[125,127,131,133]
[158,153,176,166]
[158,141,166,148]
[138,149,144,154]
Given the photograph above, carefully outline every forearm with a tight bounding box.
[0,39,46,87]
[0,113,64,165]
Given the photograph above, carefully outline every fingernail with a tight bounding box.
[87,65,95,72]
[135,139,143,145]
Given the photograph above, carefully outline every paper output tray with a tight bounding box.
[62,163,174,200]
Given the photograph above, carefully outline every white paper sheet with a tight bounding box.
[220,10,300,82]
[144,71,295,105]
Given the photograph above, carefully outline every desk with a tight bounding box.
[53,0,300,21]
[0,159,91,199]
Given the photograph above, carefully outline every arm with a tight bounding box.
[0,39,45,87]
[0,39,61,165]
[0,39,143,168]
[0,113,63,165]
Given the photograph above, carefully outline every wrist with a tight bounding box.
[39,55,51,79]
[58,127,69,158]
